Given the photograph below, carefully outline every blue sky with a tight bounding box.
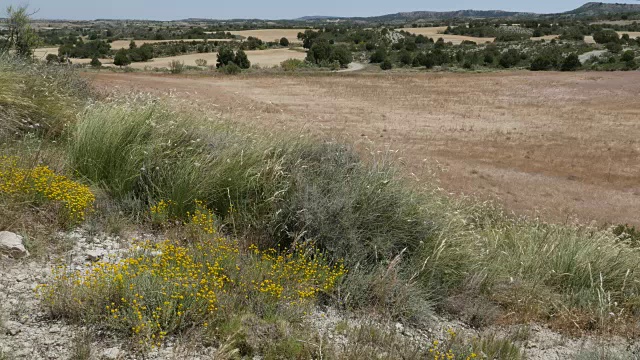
[3,0,638,20]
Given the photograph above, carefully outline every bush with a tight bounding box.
[195,58,207,67]
[45,54,59,64]
[530,55,556,71]
[280,58,306,71]
[169,60,184,74]
[560,53,581,71]
[593,30,620,44]
[498,49,521,68]
[113,49,131,67]
[370,47,387,63]
[90,57,102,68]
[606,42,623,54]
[0,156,95,225]
[234,50,251,69]
[380,59,393,70]
[216,46,235,68]
[621,50,635,62]
[279,37,290,47]
[40,216,345,348]
[220,62,242,75]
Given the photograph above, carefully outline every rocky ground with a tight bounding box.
[1,230,638,359]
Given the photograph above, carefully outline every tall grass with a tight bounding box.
[0,54,90,139]
[68,99,640,328]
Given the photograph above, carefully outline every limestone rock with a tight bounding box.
[0,232,29,259]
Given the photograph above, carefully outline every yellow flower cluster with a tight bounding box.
[0,156,95,223]
[427,329,478,360]
[187,200,216,234]
[252,245,346,302]
[41,235,346,348]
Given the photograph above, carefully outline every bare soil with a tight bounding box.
[88,71,640,226]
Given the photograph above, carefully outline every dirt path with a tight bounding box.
[87,71,640,226]
[338,62,367,72]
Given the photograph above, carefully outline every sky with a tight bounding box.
[2,0,639,21]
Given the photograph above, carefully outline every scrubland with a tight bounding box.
[2,52,640,359]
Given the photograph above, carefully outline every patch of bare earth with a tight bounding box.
[88,71,640,226]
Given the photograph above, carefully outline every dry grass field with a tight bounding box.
[229,29,306,43]
[88,71,640,227]
[33,48,306,68]
[398,26,496,44]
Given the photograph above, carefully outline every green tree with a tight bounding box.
[113,49,131,67]
[234,50,251,69]
[279,37,290,47]
[90,57,102,68]
[1,5,41,57]
[593,30,619,45]
[329,45,352,67]
[129,40,137,49]
[560,54,581,71]
[369,47,387,63]
[217,46,235,68]
[398,49,413,66]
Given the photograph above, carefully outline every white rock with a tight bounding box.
[5,320,21,336]
[86,249,108,262]
[0,232,29,259]
[102,347,120,359]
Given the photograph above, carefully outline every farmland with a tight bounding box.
[89,70,640,227]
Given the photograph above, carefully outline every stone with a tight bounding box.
[0,232,29,259]
[86,249,108,262]
[5,320,21,336]
[102,347,120,360]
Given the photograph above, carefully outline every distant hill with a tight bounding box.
[564,2,640,16]
[295,2,640,23]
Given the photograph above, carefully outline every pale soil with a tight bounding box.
[88,71,640,227]
[33,48,306,69]
[397,27,496,44]
[229,29,306,43]
[118,48,306,69]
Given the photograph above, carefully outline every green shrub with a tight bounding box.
[90,57,102,68]
[221,62,242,75]
[279,37,289,47]
[380,59,393,70]
[280,58,306,71]
[560,53,581,71]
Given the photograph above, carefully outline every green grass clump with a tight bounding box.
[68,98,640,329]
[0,54,90,139]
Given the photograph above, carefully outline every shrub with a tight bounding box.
[621,50,635,62]
[606,42,623,54]
[593,30,620,44]
[370,47,387,63]
[45,54,59,64]
[279,37,289,47]
[380,59,393,70]
[113,49,131,67]
[280,58,306,71]
[560,53,581,71]
[220,62,242,75]
[398,49,413,66]
[169,60,185,74]
[234,50,251,69]
[498,49,521,68]
[90,57,102,68]
[216,46,235,68]
[195,58,207,67]
[0,156,95,224]
[530,55,556,71]
[40,212,345,348]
